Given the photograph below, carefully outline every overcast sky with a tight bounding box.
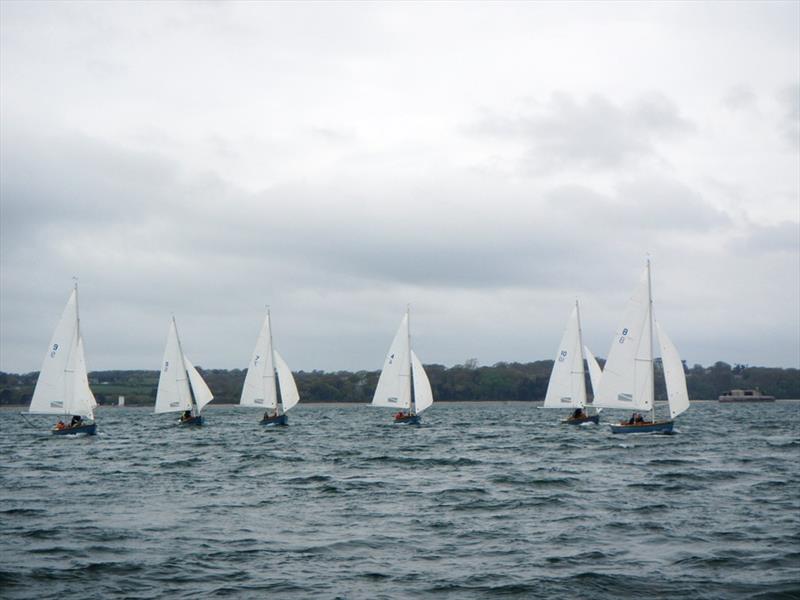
[1,1,798,374]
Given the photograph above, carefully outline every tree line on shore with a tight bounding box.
[1,360,798,407]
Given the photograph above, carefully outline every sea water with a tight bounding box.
[1,401,798,599]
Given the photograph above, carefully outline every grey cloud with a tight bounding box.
[777,84,799,151]
[738,221,800,255]
[722,85,757,111]
[468,92,694,173]
[2,126,798,373]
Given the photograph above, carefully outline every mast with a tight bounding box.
[646,258,655,423]
[267,306,281,416]
[173,316,197,417]
[407,304,415,414]
[73,278,80,347]
[69,278,79,418]
[575,299,588,413]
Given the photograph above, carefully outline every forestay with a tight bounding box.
[154,320,193,414]
[656,323,690,419]
[274,350,300,412]
[410,350,433,414]
[543,304,586,409]
[593,267,654,411]
[372,314,412,409]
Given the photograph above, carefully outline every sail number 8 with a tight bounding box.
[619,328,629,344]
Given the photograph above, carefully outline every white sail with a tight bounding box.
[274,350,300,412]
[584,345,603,401]
[72,336,96,419]
[593,266,654,411]
[154,319,193,414]
[184,357,214,412]
[543,304,587,409]
[240,312,277,409]
[372,314,412,409]
[410,350,433,414]
[30,288,95,418]
[656,322,690,419]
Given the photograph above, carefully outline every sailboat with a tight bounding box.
[29,283,98,435]
[240,308,300,426]
[372,308,434,424]
[593,260,690,434]
[154,317,214,426]
[543,300,600,425]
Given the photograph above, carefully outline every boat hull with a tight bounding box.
[562,414,600,425]
[52,423,96,436]
[394,414,420,425]
[179,415,204,427]
[610,420,674,434]
[260,414,288,427]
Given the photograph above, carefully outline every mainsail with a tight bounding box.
[372,313,412,409]
[543,303,587,409]
[372,311,433,415]
[155,318,212,414]
[240,312,277,409]
[593,266,654,411]
[29,287,96,419]
[239,310,300,413]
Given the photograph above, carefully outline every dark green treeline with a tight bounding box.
[1,360,798,406]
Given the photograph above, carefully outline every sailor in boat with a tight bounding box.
[570,408,586,420]
[70,415,83,428]
[623,413,648,425]
[55,420,66,431]
[180,410,192,423]
[394,411,406,420]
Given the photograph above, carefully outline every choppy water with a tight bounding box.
[1,401,798,599]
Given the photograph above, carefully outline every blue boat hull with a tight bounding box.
[261,414,288,426]
[610,420,674,434]
[563,414,600,425]
[52,423,96,436]
[394,415,420,425]
[179,415,204,427]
